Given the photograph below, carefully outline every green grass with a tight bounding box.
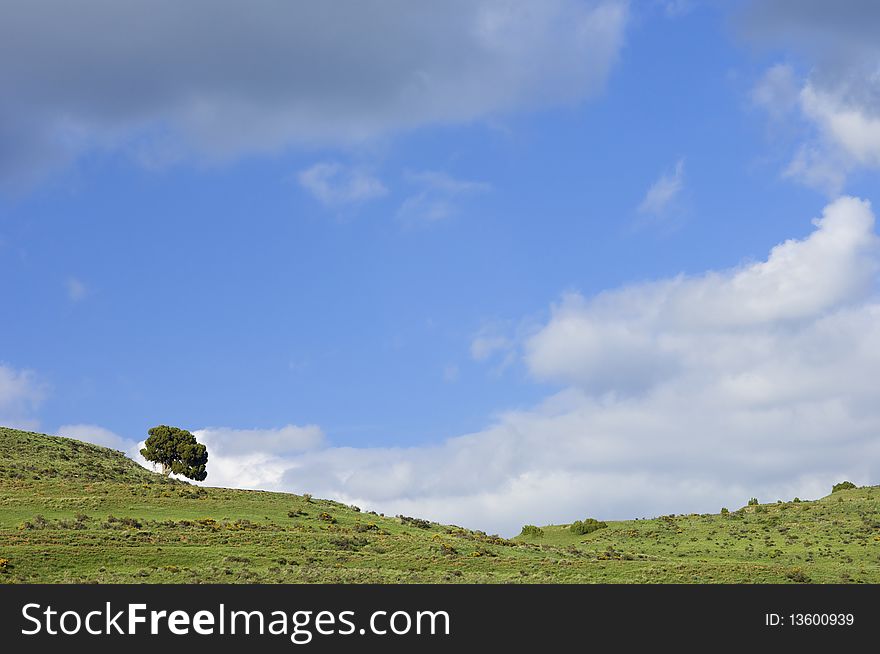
[2,426,879,583]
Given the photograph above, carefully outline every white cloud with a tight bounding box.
[0,1,628,185]
[56,423,132,451]
[187,196,880,535]
[783,144,848,196]
[637,158,684,215]
[297,163,387,206]
[751,63,800,119]
[0,363,45,429]
[800,83,880,168]
[397,170,491,224]
[741,3,880,192]
[186,425,324,489]
[756,76,880,194]
[195,424,324,456]
[65,277,87,302]
[529,196,878,390]
[470,328,514,362]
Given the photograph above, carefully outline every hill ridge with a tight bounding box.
[2,426,879,583]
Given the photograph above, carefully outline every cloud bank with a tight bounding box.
[0,0,628,185]
[181,196,880,535]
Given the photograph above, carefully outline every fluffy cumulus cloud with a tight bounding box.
[0,363,45,429]
[741,1,880,192]
[191,197,880,535]
[0,0,628,185]
[191,425,324,490]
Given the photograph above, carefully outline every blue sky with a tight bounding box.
[4,1,880,534]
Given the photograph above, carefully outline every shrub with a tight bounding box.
[520,525,545,538]
[832,481,857,493]
[748,498,759,506]
[785,567,811,583]
[353,523,379,533]
[398,515,431,529]
[570,518,607,536]
[720,507,729,515]
[318,512,336,523]
[437,543,457,556]
[793,497,801,503]
[223,555,251,564]
[331,536,369,551]
[107,515,142,529]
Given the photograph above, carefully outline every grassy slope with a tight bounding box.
[1,426,878,583]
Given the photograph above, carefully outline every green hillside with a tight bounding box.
[1,426,878,583]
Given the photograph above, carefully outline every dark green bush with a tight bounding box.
[330,536,369,551]
[748,498,759,506]
[569,518,607,535]
[398,515,431,529]
[720,507,729,515]
[353,523,379,533]
[832,481,857,493]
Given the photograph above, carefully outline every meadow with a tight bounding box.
[2,426,878,583]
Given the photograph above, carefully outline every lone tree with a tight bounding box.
[140,425,208,481]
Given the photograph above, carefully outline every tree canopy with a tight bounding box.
[140,425,208,481]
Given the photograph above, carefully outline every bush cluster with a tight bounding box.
[569,518,607,535]
[832,481,857,493]
[398,515,431,529]
[519,525,545,538]
[353,523,380,533]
